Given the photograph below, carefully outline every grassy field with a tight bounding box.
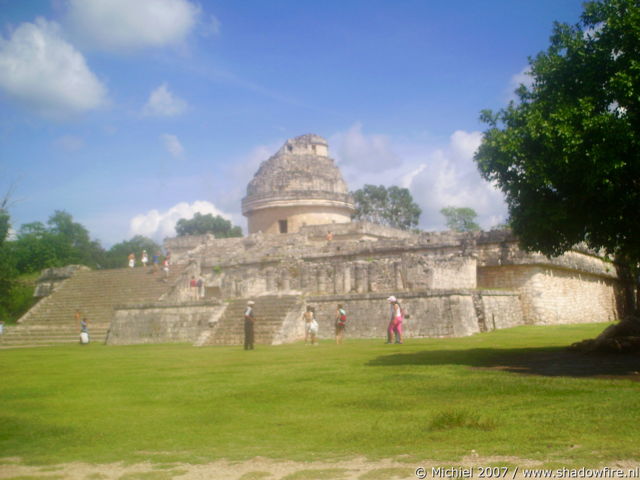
[1,323,638,468]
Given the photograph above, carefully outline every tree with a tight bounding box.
[351,185,421,230]
[440,206,481,232]
[474,0,640,265]
[175,213,243,238]
[0,197,16,321]
[12,211,105,272]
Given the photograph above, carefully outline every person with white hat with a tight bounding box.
[386,296,404,344]
[244,300,256,350]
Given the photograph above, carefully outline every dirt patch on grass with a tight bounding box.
[2,457,639,480]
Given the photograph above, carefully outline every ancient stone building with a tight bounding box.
[6,134,629,348]
[242,134,355,235]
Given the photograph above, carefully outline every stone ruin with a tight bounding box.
[109,134,627,346]
[18,134,630,347]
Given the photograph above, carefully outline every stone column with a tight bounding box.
[317,266,328,293]
[266,268,276,292]
[281,268,291,291]
[394,261,404,290]
[343,263,352,293]
[368,263,377,292]
[333,264,343,294]
[300,264,309,291]
[355,263,368,293]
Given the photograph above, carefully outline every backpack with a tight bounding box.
[337,308,347,326]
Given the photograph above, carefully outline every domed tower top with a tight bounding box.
[242,134,355,234]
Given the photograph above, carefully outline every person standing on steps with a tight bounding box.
[244,300,256,350]
[162,257,170,281]
[197,275,205,299]
[190,275,198,300]
[80,317,89,345]
[152,251,160,273]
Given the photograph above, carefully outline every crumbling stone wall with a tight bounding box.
[304,290,521,340]
[478,265,619,324]
[163,223,626,337]
[108,301,225,345]
[33,265,90,297]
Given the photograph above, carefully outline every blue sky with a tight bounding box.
[0,0,585,247]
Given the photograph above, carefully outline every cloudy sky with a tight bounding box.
[0,0,584,246]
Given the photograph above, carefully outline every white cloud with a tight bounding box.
[143,83,188,117]
[400,130,507,230]
[0,18,107,119]
[129,200,232,242]
[66,0,200,51]
[332,122,401,171]
[54,135,84,152]
[331,125,508,231]
[506,66,533,103]
[161,134,185,159]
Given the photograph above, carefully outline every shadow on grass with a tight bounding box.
[367,347,640,381]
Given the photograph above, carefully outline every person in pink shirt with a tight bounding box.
[387,297,404,344]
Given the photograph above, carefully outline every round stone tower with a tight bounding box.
[242,134,355,234]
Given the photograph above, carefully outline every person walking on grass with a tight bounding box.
[304,306,319,345]
[386,296,396,344]
[244,300,256,350]
[390,300,404,344]
[335,303,347,345]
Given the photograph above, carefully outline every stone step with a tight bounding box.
[202,295,303,346]
[10,265,187,347]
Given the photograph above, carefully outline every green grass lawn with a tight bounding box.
[1,323,638,467]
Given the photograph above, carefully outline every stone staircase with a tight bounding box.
[204,295,302,346]
[0,266,185,348]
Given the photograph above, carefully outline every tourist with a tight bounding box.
[335,303,347,344]
[128,252,135,268]
[304,306,319,345]
[80,317,89,345]
[390,300,404,344]
[386,296,397,344]
[152,251,160,273]
[244,300,256,350]
[162,257,170,281]
[190,276,198,300]
[141,250,149,268]
[0,320,4,336]
[326,231,334,241]
[197,275,205,298]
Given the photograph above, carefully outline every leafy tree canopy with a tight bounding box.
[12,211,105,273]
[351,184,422,231]
[440,206,481,232]
[175,212,243,238]
[475,0,640,263]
